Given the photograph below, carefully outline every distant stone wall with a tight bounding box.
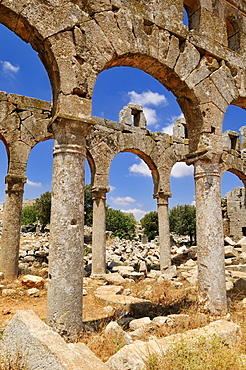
[222,187,246,241]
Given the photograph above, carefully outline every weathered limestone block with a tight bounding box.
[94,11,131,56]
[185,55,219,89]
[129,317,151,331]
[0,310,109,370]
[22,2,86,39]
[21,275,45,289]
[165,35,180,69]
[47,31,79,96]
[95,285,123,295]
[195,7,228,46]
[210,65,238,105]
[175,42,200,81]
[194,77,228,113]
[106,320,241,370]
[95,294,152,317]
[75,21,114,70]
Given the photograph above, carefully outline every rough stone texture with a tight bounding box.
[1,0,246,333]
[95,294,152,317]
[91,188,108,277]
[222,187,246,242]
[106,320,241,370]
[47,116,94,340]
[0,310,110,370]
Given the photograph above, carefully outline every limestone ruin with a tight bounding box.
[0,0,246,340]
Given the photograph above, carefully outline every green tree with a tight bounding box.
[106,207,136,240]
[34,191,52,227]
[84,184,93,226]
[169,204,196,243]
[140,211,158,241]
[21,205,38,226]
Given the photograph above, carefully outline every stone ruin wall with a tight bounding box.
[2,0,246,338]
[222,186,246,242]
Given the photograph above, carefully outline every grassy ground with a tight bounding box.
[1,274,246,369]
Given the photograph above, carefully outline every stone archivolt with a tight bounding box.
[0,0,246,338]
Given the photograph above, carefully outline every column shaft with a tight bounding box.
[91,189,107,277]
[156,193,171,270]
[0,174,26,278]
[47,117,93,340]
[194,158,227,314]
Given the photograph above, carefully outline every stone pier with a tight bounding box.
[91,187,109,277]
[0,173,26,278]
[155,192,172,270]
[190,152,227,314]
[47,116,94,340]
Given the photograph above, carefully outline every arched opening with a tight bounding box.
[0,24,52,101]
[184,0,199,31]
[226,15,240,53]
[170,161,195,209]
[25,140,54,202]
[0,139,8,205]
[92,66,183,134]
[108,152,157,223]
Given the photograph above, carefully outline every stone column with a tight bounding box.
[0,174,26,278]
[188,151,227,314]
[47,115,94,341]
[154,192,172,270]
[91,187,109,277]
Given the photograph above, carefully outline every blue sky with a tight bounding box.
[0,24,244,221]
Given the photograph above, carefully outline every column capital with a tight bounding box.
[153,191,172,199]
[153,191,172,205]
[5,174,26,194]
[48,113,96,137]
[91,186,110,200]
[186,149,223,166]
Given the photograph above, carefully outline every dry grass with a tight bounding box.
[143,336,246,370]
[79,279,246,368]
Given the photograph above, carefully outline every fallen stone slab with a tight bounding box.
[226,264,246,273]
[95,294,152,317]
[0,310,110,370]
[95,285,123,296]
[106,320,241,370]
[103,273,125,284]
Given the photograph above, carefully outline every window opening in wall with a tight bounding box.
[226,16,240,53]
[229,134,237,150]
[183,0,199,30]
[184,126,188,139]
[242,227,246,236]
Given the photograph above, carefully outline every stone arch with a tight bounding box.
[123,148,159,194]
[86,150,96,187]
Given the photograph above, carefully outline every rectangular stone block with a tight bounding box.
[0,310,110,370]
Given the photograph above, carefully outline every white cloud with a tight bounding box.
[162,113,184,135]
[127,90,168,129]
[162,123,174,135]
[128,90,168,107]
[171,162,194,178]
[142,107,159,126]
[26,179,42,187]
[191,200,196,206]
[109,185,116,192]
[1,61,20,75]
[110,196,136,206]
[129,159,151,177]
[121,208,147,222]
